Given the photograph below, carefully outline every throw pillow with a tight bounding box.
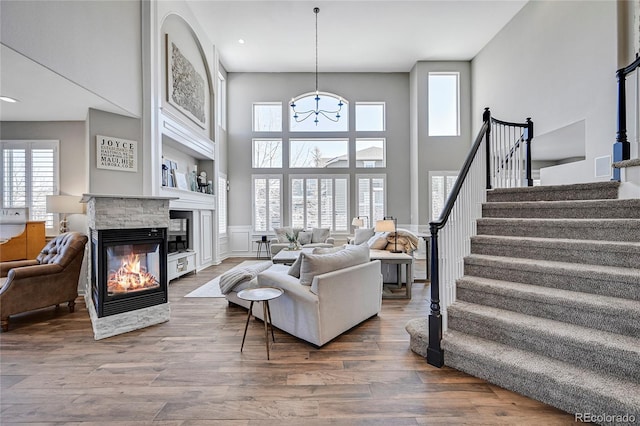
[311,227,330,243]
[274,227,293,243]
[299,244,369,286]
[367,232,389,250]
[297,230,313,245]
[288,254,303,278]
[353,227,375,245]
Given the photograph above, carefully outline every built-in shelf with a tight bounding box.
[167,250,197,281]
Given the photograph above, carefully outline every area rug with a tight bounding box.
[184,260,267,298]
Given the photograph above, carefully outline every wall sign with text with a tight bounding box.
[96,135,138,172]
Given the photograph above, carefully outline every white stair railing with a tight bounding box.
[426,108,533,368]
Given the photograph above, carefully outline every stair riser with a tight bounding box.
[470,240,640,269]
[464,262,640,301]
[456,286,640,337]
[482,204,640,219]
[476,221,640,242]
[487,187,619,203]
[442,341,638,423]
[447,311,640,382]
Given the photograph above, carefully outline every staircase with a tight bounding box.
[440,182,640,421]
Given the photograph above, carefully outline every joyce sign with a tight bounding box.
[97,135,138,172]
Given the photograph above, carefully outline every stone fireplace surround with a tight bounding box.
[81,194,175,340]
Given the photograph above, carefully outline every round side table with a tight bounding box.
[237,287,284,360]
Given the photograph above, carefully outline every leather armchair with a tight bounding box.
[0,232,88,331]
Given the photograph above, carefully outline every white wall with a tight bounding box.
[472,0,618,185]
[1,0,142,118]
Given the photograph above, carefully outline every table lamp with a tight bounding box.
[46,195,85,233]
[375,217,401,253]
[351,217,364,229]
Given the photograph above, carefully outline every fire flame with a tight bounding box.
[107,253,158,294]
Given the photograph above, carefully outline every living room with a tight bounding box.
[1,0,638,423]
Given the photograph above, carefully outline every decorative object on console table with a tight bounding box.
[376,217,401,253]
[46,195,85,233]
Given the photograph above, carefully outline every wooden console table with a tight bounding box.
[369,249,413,299]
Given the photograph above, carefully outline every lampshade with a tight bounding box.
[375,219,395,233]
[46,195,85,214]
[351,217,364,227]
[46,195,84,233]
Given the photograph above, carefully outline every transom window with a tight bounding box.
[356,102,385,131]
[289,92,349,132]
[356,138,385,168]
[252,139,282,168]
[290,139,349,168]
[253,102,282,132]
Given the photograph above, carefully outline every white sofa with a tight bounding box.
[225,249,382,347]
[270,227,335,257]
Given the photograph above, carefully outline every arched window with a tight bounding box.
[289,92,349,132]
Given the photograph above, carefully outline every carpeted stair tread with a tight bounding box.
[476,217,640,241]
[470,235,640,268]
[486,181,620,202]
[442,330,640,418]
[465,254,640,285]
[456,275,640,337]
[448,301,640,381]
[482,198,640,219]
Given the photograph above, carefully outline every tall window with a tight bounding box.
[430,171,458,221]
[1,140,59,230]
[356,102,385,131]
[217,72,226,130]
[356,175,386,227]
[252,175,282,232]
[252,139,282,168]
[428,72,460,136]
[290,175,349,232]
[217,173,227,236]
[253,103,282,132]
[289,92,348,132]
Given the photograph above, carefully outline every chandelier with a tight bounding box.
[290,7,343,125]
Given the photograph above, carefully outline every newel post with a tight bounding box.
[427,223,444,367]
[613,68,630,181]
[525,117,534,186]
[484,107,492,190]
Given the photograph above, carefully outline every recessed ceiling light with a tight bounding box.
[0,96,18,103]
[238,39,245,44]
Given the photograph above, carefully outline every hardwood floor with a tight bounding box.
[0,258,576,425]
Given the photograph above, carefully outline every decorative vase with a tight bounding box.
[288,242,295,250]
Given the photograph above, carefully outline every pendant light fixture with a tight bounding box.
[290,7,343,125]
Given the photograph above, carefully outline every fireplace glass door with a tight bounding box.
[106,243,161,296]
[92,228,168,317]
